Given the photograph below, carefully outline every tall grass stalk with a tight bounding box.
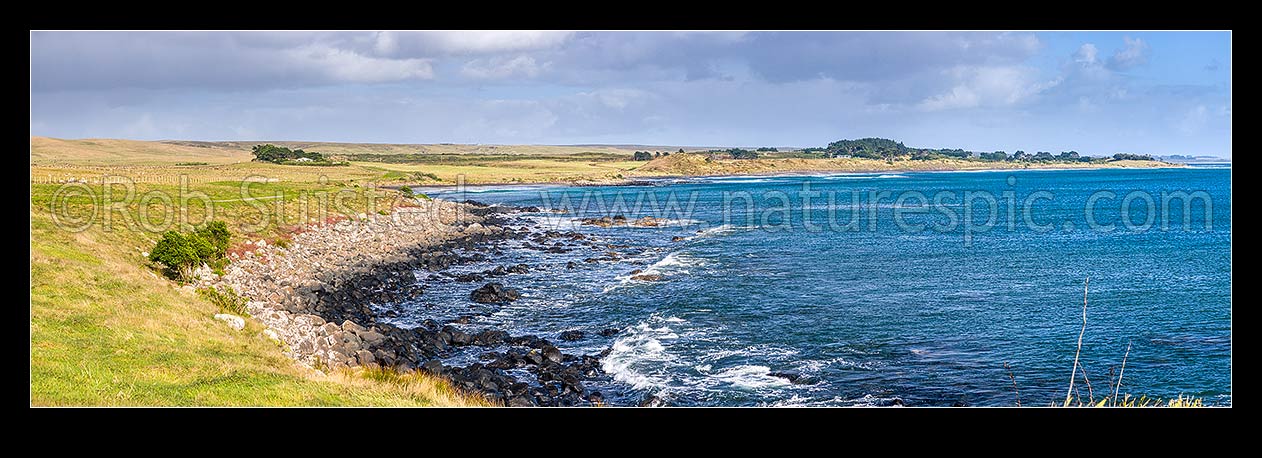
[1111,342,1131,406]
[1064,277,1089,407]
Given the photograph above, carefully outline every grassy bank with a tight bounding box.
[30,148,496,405]
[31,207,494,406]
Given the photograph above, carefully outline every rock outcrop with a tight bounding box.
[212,199,615,406]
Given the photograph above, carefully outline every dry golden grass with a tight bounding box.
[159,139,655,156]
[31,137,253,165]
[32,136,1178,187]
[32,161,384,186]
[335,365,498,407]
[355,160,646,184]
[31,136,651,186]
[633,154,1178,177]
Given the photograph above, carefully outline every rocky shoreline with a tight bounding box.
[209,199,620,406]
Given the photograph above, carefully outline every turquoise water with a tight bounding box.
[413,167,1231,406]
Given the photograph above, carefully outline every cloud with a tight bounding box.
[30,32,434,90]
[1107,37,1150,71]
[1074,43,1099,65]
[1063,42,1117,84]
[460,55,546,79]
[917,65,1061,111]
[287,44,433,82]
[28,31,1231,156]
[372,31,574,57]
[731,32,1042,83]
[530,31,1045,86]
[31,31,1045,92]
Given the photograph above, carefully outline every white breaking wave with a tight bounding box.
[631,218,706,227]
[601,319,682,391]
[642,251,707,276]
[767,394,899,407]
[695,224,747,238]
[710,365,792,390]
[601,316,814,400]
[821,174,908,180]
[452,185,555,194]
[704,177,778,184]
[602,252,707,293]
[527,215,704,230]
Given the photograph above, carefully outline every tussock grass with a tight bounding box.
[197,286,248,316]
[338,365,499,407]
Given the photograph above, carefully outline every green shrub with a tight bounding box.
[398,185,414,197]
[149,231,202,279]
[148,221,232,280]
[196,221,231,259]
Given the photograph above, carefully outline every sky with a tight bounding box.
[29,31,1232,157]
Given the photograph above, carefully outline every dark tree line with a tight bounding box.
[633,137,1156,164]
[632,150,672,161]
[811,137,1150,163]
[251,144,334,164]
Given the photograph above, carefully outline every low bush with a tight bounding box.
[411,172,440,181]
[148,221,232,280]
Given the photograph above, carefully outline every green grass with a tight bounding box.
[30,174,493,406]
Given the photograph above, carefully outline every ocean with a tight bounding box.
[404,166,1231,406]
